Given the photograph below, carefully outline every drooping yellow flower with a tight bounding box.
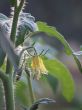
[31,56,48,80]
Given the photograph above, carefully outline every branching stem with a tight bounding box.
[4,1,25,110]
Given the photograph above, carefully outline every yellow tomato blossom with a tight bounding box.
[31,56,48,80]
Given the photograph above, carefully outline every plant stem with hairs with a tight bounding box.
[4,0,25,110]
[25,67,35,105]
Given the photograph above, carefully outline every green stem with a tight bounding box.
[10,0,24,43]
[72,54,82,72]
[0,70,14,110]
[27,75,35,104]
[10,10,19,43]
[25,68,35,104]
[3,74,15,110]
[6,0,25,74]
[4,1,25,110]
[6,60,13,74]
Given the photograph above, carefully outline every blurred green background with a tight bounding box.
[0,0,82,110]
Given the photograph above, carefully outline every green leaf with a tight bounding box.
[15,80,30,107]
[0,29,19,70]
[43,58,74,102]
[0,13,8,21]
[41,72,58,93]
[45,74,58,93]
[37,21,72,55]
[16,13,38,46]
[37,22,82,74]
[15,72,33,107]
